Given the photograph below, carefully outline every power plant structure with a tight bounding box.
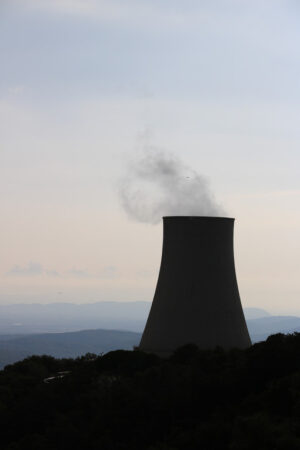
[139,216,251,356]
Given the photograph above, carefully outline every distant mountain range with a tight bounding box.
[0,302,300,369]
[246,316,300,342]
[0,302,272,334]
[0,329,141,369]
[0,301,151,334]
[243,307,271,319]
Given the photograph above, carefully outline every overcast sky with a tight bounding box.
[1,0,300,313]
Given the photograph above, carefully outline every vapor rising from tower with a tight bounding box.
[119,149,224,224]
[120,148,251,355]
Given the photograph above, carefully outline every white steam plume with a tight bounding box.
[119,149,225,224]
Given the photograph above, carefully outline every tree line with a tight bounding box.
[1,333,300,449]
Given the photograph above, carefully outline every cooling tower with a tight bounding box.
[139,216,251,356]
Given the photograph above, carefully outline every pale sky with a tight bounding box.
[1,0,300,313]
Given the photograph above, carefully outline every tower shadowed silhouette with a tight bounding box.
[139,216,251,356]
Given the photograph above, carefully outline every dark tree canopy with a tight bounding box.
[1,333,300,449]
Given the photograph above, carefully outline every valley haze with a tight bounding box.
[1,302,300,369]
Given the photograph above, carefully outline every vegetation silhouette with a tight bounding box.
[1,333,300,449]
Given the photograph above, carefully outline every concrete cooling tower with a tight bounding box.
[139,216,251,356]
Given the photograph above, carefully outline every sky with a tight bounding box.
[1,0,300,313]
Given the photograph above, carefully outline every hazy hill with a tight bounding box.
[243,307,271,319]
[0,302,271,335]
[1,315,300,368]
[247,316,300,342]
[0,301,151,334]
[0,329,140,369]
[1,303,300,369]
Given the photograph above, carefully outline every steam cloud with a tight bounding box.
[119,149,225,224]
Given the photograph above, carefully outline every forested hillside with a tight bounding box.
[0,329,141,369]
[1,333,300,449]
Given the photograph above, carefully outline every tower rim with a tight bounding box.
[163,216,234,221]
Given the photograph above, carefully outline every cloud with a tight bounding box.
[46,270,61,277]
[7,262,43,276]
[5,261,118,281]
[67,268,91,279]
[67,266,119,279]
[7,263,63,278]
